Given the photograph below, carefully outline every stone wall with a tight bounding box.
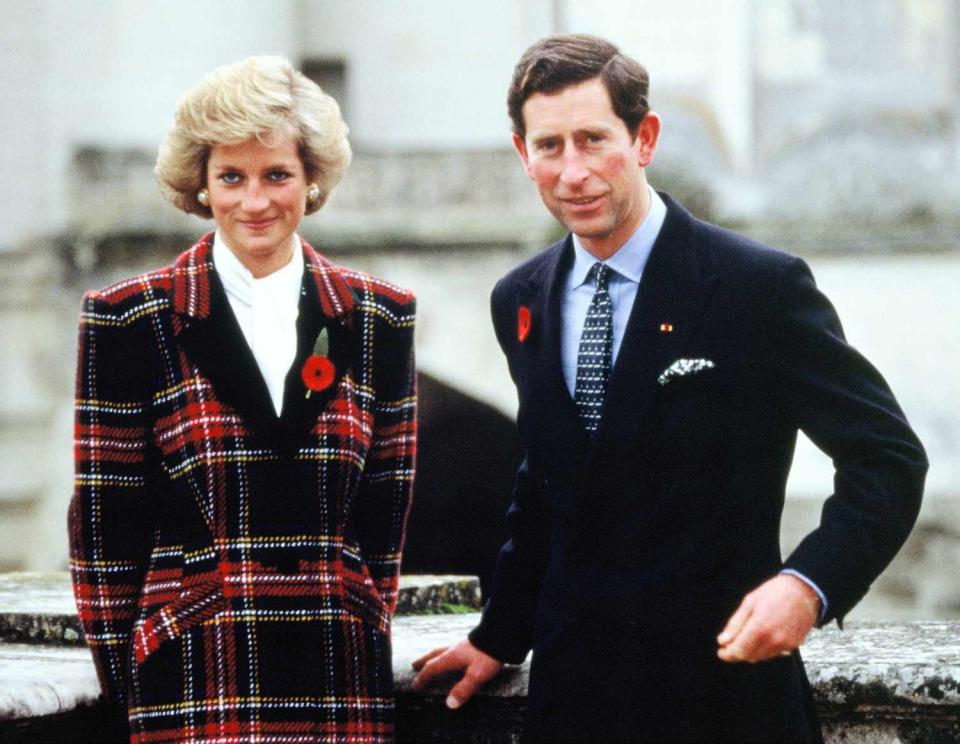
[0,574,958,743]
[63,145,960,254]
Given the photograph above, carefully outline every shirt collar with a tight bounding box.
[570,187,666,288]
[213,229,304,307]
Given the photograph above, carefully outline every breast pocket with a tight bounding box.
[309,373,374,466]
[652,364,743,476]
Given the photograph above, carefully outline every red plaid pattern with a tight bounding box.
[69,234,416,743]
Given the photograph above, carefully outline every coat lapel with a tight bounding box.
[516,237,592,475]
[279,241,359,443]
[597,195,719,447]
[172,235,280,438]
[171,234,358,443]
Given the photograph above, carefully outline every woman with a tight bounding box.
[69,56,416,743]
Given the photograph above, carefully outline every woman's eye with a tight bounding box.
[219,172,242,185]
[268,171,291,182]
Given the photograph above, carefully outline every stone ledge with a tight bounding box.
[0,572,481,645]
[393,574,482,616]
[398,617,960,708]
[0,644,99,721]
[803,621,960,708]
[2,615,959,742]
[2,575,959,743]
[0,615,502,724]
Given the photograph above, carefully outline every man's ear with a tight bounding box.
[635,112,661,168]
[512,132,534,180]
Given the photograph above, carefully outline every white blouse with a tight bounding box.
[212,231,304,415]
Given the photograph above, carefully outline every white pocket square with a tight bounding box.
[657,358,716,386]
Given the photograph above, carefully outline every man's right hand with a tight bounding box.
[411,638,504,709]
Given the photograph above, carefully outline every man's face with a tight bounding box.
[514,77,659,259]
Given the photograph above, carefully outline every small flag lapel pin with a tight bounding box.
[659,323,674,333]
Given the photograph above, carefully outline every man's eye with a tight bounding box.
[268,171,291,182]
[537,141,557,152]
[219,172,242,185]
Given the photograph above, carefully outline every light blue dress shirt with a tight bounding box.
[559,187,828,624]
[561,187,666,397]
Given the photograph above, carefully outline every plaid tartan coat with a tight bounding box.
[69,234,416,743]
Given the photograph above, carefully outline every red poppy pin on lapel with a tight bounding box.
[659,323,674,333]
[303,327,335,397]
[518,305,532,343]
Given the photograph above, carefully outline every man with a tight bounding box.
[412,34,927,742]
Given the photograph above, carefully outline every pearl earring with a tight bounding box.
[197,189,209,206]
[307,183,320,203]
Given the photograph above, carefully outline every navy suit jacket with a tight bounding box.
[469,194,927,742]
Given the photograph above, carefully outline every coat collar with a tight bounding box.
[171,233,359,441]
[171,233,357,327]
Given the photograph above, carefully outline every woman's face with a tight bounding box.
[206,133,309,278]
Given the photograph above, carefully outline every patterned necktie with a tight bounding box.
[575,262,614,434]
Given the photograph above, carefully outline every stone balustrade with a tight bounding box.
[0,573,958,743]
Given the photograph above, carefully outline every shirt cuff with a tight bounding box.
[779,569,828,625]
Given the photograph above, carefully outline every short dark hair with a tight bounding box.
[507,34,650,140]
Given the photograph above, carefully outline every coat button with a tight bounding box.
[261,549,300,575]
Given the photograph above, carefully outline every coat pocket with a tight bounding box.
[342,580,390,635]
[132,569,229,663]
[338,548,390,634]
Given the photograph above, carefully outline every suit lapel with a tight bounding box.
[598,195,718,447]
[516,237,592,473]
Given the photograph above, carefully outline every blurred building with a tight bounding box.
[0,0,958,619]
[2,0,959,250]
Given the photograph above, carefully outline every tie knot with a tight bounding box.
[589,262,612,292]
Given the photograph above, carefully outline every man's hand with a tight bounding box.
[411,639,504,709]
[716,574,820,663]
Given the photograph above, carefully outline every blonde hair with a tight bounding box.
[155,55,351,217]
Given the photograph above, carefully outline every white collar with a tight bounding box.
[212,230,304,308]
